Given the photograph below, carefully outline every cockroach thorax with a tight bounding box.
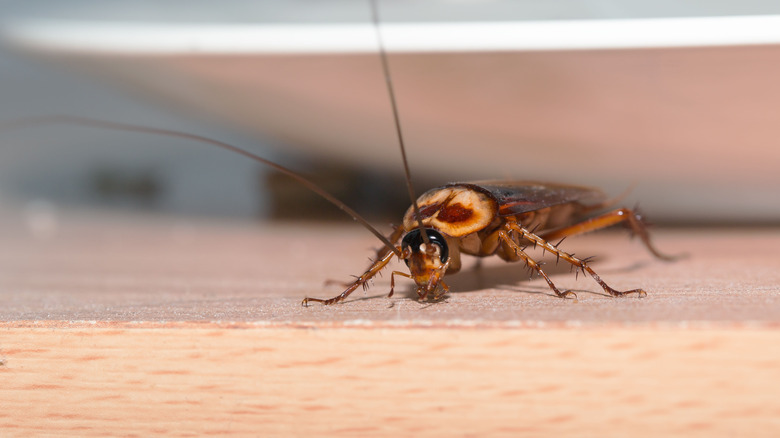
[402,185,498,237]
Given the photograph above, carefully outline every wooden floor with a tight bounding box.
[1,209,779,436]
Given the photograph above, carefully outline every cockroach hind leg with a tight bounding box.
[540,207,682,262]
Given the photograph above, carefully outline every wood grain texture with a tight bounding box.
[2,327,779,437]
[0,210,779,436]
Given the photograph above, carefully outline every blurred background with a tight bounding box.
[1,0,779,225]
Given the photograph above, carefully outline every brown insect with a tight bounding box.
[301,181,674,305]
[1,0,674,307]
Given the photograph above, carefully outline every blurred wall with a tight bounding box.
[2,0,780,223]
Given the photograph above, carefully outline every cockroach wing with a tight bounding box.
[465,181,606,216]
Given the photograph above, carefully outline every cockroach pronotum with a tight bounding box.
[1,0,675,307]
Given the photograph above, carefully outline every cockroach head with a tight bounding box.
[401,228,450,296]
[401,228,449,265]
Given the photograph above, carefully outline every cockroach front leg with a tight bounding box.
[302,249,399,306]
[431,281,450,302]
[388,270,450,302]
[388,270,412,298]
[506,221,646,298]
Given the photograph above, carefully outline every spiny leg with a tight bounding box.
[302,249,399,306]
[541,207,677,261]
[497,230,577,299]
[506,220,647,297]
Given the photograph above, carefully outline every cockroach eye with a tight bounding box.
[401,229,449,264]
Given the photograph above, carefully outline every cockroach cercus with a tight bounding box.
[1,0,675,306]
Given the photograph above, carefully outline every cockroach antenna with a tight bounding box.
[0,115,402,257]
[369,0,430,245]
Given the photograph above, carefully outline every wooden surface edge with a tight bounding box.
[3,319,780,330]
[2,326,779,437]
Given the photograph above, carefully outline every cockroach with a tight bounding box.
[302,181,675,305]
[0,0,674,307]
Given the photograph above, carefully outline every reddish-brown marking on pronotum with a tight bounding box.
[436,203,474,223]
[418,202,444,219]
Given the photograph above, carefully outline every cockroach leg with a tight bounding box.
[389,270,412,298]
[505,221,647,298]
[497,230,577,299]
[541,208,678,261]
[431,281,450,301]
[302,249,399,306]
[388,270,450,302]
